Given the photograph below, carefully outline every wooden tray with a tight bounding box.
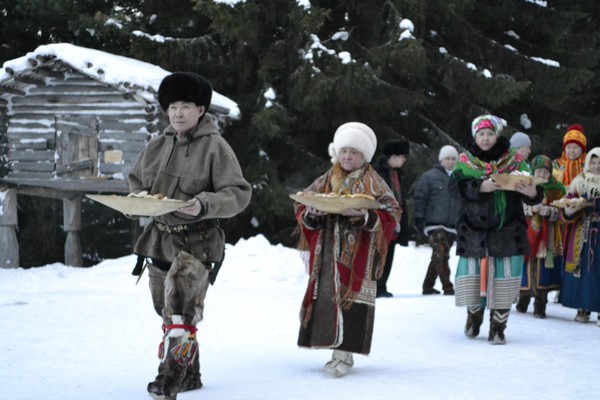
[490,174,547,191]
[550,198,593,209]
[86,194,188,216]
[289,193,382,214]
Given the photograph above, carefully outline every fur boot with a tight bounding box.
[488,309,510,345]
[162,251,211,326]
[179,350,203,392]
[148,316,198,400]
[516,293,530,314]
[464,306,484,338]
[324,350,354,377]
[533,294,547,319]
[147,252,210,399]
[575,309,591,323]
[148,264,168,317]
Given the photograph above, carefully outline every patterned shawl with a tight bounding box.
[452,147,526,227]
[527,155,566,260]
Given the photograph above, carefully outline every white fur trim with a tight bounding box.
[424,225,457,236]
[329,142,338,164]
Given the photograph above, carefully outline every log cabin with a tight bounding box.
[0,43,241,268]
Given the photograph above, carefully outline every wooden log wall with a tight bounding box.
[3,65,163,182]
[0,63,168,268]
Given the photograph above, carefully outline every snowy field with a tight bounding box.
[1,235,597,400]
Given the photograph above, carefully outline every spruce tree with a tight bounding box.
[2,0,600,255]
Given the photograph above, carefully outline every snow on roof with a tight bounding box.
[0,43,240,119]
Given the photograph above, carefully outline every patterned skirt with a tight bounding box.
[455,255,523,309]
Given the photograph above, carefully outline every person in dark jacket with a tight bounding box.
[373,140,410,298]
[414,145,462,295]
[449,114,543,345]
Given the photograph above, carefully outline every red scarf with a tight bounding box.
[390,169,402,204]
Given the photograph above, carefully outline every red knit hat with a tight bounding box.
[563,124,586,151]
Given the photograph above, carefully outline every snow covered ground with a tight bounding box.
[1,235,597,400]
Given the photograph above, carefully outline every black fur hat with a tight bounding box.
[158,72,213,112]
[383,140,410,157]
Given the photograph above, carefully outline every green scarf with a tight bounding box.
[531,155,566,200]
[453,148,527,228]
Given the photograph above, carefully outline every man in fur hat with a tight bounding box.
[128,72,252,400]
[373,139,410,298]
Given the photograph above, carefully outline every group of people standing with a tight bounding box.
[123,70,598,399]
[294,113,600,377]
[507,123,600,326]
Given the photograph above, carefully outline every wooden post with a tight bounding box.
[63,196,83,267]
[0,186,19,268]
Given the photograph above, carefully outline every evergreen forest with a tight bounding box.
[1,0,599,266]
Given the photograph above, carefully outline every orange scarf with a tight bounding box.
[556,153,585,186]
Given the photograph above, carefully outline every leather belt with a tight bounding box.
[153,220,217,233]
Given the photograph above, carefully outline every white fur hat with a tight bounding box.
[438,145,458,161]
[328,122,377,164]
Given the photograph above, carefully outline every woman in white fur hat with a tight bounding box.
[293,122,401,377]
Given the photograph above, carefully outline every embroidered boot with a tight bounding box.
[148,316,198,400]
[324,350,354,377]
[179,350,203,392]
[464,306,484,338]
[488,309,509,345]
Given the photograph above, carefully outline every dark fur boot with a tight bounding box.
[148,252,210,399]
[148,322,187,400]
[516,293,530,314]
[464,306,484,338]
[533,294,547,319]
[488,309,509,345]
[179,350,203,392]
[148,317,199,400]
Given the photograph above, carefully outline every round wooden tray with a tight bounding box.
[289,193,382,214]
[490,174,547,191]
[86,194,188,216]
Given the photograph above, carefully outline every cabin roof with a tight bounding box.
[0,43,240,119]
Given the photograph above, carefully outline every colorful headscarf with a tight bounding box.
[471,114,506,137]
[531,155,565,200]
[531,155,553,173]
